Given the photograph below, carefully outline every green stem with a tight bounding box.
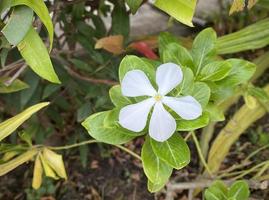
[48,139,141,161]
[191,131,212,177]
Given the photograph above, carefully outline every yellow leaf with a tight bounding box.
[229,0,245,15]
[39,153,59,180]
[0,149,38,176]
[43,148,67,179]
[248,0,258,9]
[0,102,50,141]
[95,35,124,55]
[32,154,43,189]
[1,151,20,162]
[244,95,258,109]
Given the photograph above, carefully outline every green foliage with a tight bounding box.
[204,180,250,200]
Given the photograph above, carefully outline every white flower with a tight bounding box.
[119,63,202,142]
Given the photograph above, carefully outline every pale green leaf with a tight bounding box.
[141,136,173,185]
[0,77,29,93]
[0,102,49,141]
[228,180,250,200]
[126,0,143,14]
[199,61,232,81]
[154,0,197,27]
[150,134,190,169]
[109,85,132,107]
[177,112,209,131]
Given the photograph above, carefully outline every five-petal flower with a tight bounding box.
[119,63,202,142]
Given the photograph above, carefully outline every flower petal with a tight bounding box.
[163,96,202,120]
[119,98,155,132]
[121,70,156,97]
[149,102,176,142]
[156,63,183,95]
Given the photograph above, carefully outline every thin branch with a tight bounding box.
[4,64,27,86]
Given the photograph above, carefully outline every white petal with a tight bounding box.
[156,63,183,95]
[149,102,176,142]
[121,70,156,97]
[119,98,155,132]
[163,96,202,120]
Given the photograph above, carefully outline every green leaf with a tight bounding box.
[205,104,225,122]
[42,84,61,99]
[177,112,209,131]
[162,43,194,69]
[126,0,143,14]
[1,5,33,46]
[119,55,156,83]
[18,27,60,83]
[150,134,190,169]
[111,2,129,37]
[141,136,173,185]
[191,82,211,108]
[199,61,232,81]
[217,59,256,87]
[205,180,228,200]
[0,78,29,93]
[77,102,92,122]
[154,0,197,27]
[191,28,217,75]
[228,180,250,200]
[147,179,166,193]
[0,102,49,141]
[11,0,54,51]
[173,67,194,96]
[109,85,132,107]
[82,111,135,145]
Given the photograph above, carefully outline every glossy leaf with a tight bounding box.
[204,180,228,200]
[177,112,209,131]
[150,134,190,169]
[141,136,173,184]
[18,27,60,83]
[1,5,33,46]
[109,85,132,107]
[216,59,256,87]
[199,61,232,81]
[154,0,197,27]
[82,111,135,145]
[0,102,49,141]
[191,82,211,108]
[118,55,156,83]
[228,180,250,200]
[191,28,217,75]
[147,179,166,193]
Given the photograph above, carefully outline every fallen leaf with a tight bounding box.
[95,35,124,55]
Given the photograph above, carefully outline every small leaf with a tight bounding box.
[141,136,173,185]
[150,134,190,169]
[0,77,29,93]
[95,35,124,55]
[199,61,232,81]
[204,180,228,200]
[228,180,250,200]
[147,179,166,193]
[1,5,33,46]
[191,82,211,108]
[177,112,209,131]
[126,0,143,14]
[109,85,132,107]
[217,59,256,87]
[119,55,156,83]
[111,2,129,37]
[173,67,194,96]
[205,104,225,122]
[32,154,43,189]
[82,111,136,145]
[18,27,60,83]
[0,102,49,141]
[158,32,180,56]
[247,86,269,102]
[0,149,38,176]
[162,43,194,69]
[43,148,67,179]
[154,0,197,27]
[191,28,217,75]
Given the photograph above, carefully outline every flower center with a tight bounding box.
[154,94,163,102]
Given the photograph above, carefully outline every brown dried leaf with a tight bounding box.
[95,35,124,55]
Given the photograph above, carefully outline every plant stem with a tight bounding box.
[48,139,141,160]
[190,131,212,177]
